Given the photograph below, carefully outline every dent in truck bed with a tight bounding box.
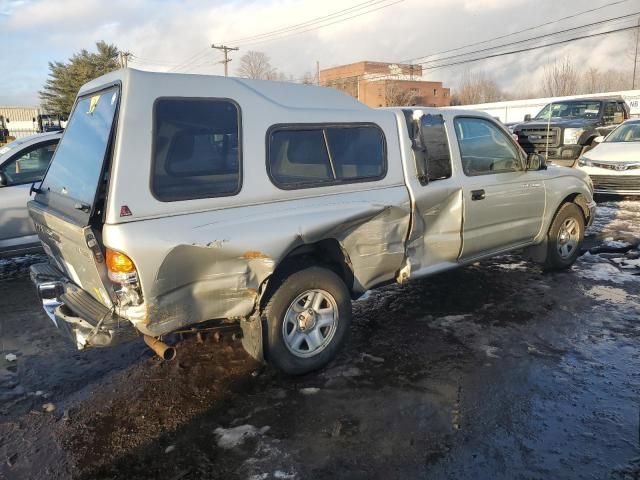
[128,196,412,337]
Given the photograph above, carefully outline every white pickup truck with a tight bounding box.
[29,69,595,374]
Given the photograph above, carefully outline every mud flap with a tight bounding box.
[523,239,548,264]
[240,315,264,363]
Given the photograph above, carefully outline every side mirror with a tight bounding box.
[0,171,8,187]
[524,114,532,122]
[526,153,546,171]
[594,136,604,144]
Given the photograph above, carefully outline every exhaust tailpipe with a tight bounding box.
[144,335,176,361]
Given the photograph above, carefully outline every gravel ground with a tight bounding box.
[0,198,639,480]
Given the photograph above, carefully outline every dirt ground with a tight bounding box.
[1,199,639,480]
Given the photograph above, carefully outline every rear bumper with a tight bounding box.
[30,263,138,349]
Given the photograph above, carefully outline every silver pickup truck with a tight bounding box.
[28,69,595,374]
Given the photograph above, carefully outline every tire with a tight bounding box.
[262,266,351,375]
[544,202,585,271]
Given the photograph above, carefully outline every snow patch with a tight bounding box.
[574,253,639,284]
[299,387,320,395]
[601,237,631,249]
[584,286,631,305]
[214,424,270,449]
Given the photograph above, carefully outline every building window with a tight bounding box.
[433,89,438,96]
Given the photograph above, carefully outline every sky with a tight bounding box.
[0,0,638,106]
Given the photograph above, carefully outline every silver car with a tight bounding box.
[577,119,640,195]
[0,132,62,257]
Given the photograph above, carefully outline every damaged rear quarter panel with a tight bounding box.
[104,187,410,336]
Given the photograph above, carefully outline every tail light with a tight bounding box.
[106,248,142,306]
[106,249,138,284]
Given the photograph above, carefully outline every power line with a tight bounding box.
[225,0,388,44]
[315,14,639,85]
[231,0,404,47]
[351,23,640,84]
[167,47,212,73]
[404,0,632,64]
[421,24,638,72]
[412,12,640,70]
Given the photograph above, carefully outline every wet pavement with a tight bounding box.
[1,199,639,480]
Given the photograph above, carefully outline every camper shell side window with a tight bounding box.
[266,123,387,190]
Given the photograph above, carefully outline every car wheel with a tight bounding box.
[544,202,585,271]
[262,266,351,375]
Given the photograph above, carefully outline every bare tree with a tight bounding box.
[451,70,504,105]
[384,81,419,106]
[543,57,578,97]
[578,67,630,94]
[236,51,278,80]
[300,72,316,85]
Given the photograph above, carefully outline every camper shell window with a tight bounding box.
[267,123,386,190]
[151,98,242,202]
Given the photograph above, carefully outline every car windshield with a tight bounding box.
[40,86,119,208]
[605,123,640,143]
[534,101,602,120]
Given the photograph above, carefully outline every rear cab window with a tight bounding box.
[267,124,386,189]
[151,98,242,202]
[36,86,120,221]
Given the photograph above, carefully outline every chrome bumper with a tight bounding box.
[30,263,137,349]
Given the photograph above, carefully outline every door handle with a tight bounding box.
[471,189,486,201]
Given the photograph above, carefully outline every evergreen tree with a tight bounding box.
[39,41,120,115]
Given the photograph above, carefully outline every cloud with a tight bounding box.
[0,0,636,105]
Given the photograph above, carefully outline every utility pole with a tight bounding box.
[633,17,640,89]
[211,44,239,77]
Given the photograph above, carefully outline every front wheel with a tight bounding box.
[262,267,352,375]
[544,202,585,270]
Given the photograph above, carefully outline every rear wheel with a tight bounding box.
[544,202,585,270]
[262,267,351,375]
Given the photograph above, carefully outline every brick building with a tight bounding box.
[320,61,450,108]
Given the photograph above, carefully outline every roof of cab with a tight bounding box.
[78,68,371,112]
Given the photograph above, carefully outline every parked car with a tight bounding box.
[511,97,629,167]
[28,69,594,374]
[577,119,640,196]
[0,131,62,257]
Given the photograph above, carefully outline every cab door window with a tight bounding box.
[454,117,522,176]
[0,141,57,185]
[603,102,616,123]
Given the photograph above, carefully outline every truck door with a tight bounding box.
[452,116,545,260]
[402,113,464,277]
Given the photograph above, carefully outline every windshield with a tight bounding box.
[40,87,119,208]
[534,101,602,120]
[605,122,640,143]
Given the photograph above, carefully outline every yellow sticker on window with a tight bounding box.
[88,95,101,114]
